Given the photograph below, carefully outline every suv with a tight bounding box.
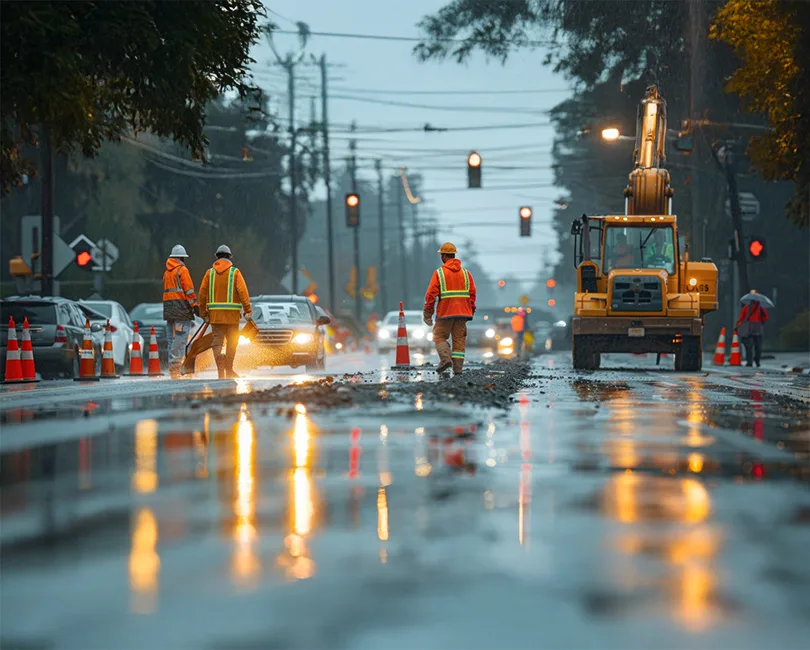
[242,296,330,371]
[1,296,104,379]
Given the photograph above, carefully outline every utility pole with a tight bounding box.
[320,54,335,313]
[350,122,360,323]
[287,58,299,294]
[396,176,408,306]
[723,143,750,295]
[411,201,421,307]
[375,159,387,312]
[40,128,54,296]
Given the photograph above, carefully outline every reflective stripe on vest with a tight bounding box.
[437,267,470,299]
[208,267,241,310]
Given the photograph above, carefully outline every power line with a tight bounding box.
[272,29,553,47]
[331,93,550,115]
[331,86,571,96]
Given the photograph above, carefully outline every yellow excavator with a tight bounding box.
[570,86,718,371]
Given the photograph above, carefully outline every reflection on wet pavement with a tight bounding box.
[1,354,808,649]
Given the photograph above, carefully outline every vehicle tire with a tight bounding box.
[676,336,702,372]
[572,335,598,370]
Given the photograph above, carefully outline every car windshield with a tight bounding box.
[82,302,112,317]
[0,302,57,325]
[256,304,311,324]
[130,304,163,320]
[605,226,675,274]
[384,312,423,326]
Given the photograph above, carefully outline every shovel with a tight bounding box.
[181,318,260,375]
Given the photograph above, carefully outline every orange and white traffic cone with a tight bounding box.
[125,323,144,375]
[147,326,163,376]
[729,330,742,366]
[100,320,120,379]
[391,302,415,370]
[74,318,100,382]
[3,316,25,383]
[20,317,39,382]
[712,327,727,366]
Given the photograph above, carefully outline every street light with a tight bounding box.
[467,151,482,188]
[601,127,621,141]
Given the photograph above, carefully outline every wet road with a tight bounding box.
[1,351,809,649]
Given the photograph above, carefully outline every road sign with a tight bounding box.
[21,215,75,279]
[91,239,119,272]
[724,192,760,222]
[520,294,530,305]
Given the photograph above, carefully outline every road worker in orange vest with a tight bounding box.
[423,242,477,376]
[198,245,252,379]
[163,244,198,378]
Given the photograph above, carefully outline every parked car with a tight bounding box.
[377,310,432,353]
[80,299,143,368]
[1,296,104,379]
[130,303,203,363]
[236,298,330,371]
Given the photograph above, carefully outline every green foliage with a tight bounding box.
[0,0,266,195]
[710,0,810,226]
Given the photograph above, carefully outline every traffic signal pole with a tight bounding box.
[40,128,54,296]
[350,124,360,323]
[375,159,387,312]
[287,58,299,295]
[397,177,409,306]
[723,144,750,294]
[320,54,335,314]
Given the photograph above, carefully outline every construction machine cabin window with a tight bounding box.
[605,226,675,274]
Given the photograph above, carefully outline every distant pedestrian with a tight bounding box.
[423,242,477,376]
[736,294,769,367]
[511,308,526,358]
[163,244,198,378]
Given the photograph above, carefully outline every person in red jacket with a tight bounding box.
[423,242,477,376]
[736,296,769,367]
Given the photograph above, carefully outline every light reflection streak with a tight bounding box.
[231,405,259,587]
[235,378,252,395]
[193,430,209,479]
[129,508,160,614]
[133,419,158,494]
[377,487,389,541]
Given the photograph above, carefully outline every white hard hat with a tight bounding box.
[170,244,188,258]
[216,244,232,256]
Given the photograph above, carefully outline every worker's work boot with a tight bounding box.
[452,359,464,376]
[437,360,452,375]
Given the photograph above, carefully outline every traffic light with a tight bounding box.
[748,236,766,261]
[345,193,360,227]
[546,279,556,289]
[72,239,95,272]
[547,299,556,307]
[497,279,506,288]
[467,151,481,188]
[519,206,532,237]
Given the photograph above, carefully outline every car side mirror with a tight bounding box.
[90,323,104,333]
[317,316,331,326]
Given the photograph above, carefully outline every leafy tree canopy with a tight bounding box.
[711,0,810,226]
[0,0,266,195]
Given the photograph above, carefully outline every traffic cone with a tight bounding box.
[125,323,144,375]
[391,302,415,370]
[74,318,100,382]
[3,316,25,383]
[712,327,727,366]
[729,330,742,366]
[147,326,163,376]
[20,317,40,382]
[100,320,120,379]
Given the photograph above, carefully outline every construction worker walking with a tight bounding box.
[423,242,477,376]
[198,245,252,379]
[163,244,199,378]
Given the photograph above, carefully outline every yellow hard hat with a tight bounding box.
[438,242,457,255]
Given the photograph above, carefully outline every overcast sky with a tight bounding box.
[252,1,573,282]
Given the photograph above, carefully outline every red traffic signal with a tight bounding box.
[76,251,93,267]
[546,279,556,289]
[345,193,360,227]
[497,280,506,288]
[748,237,766,260]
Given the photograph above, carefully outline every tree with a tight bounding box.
[0,0,266,194]
[710,0,810,226]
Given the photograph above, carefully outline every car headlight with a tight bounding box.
[378,329,390,339]
[238,335,251,346]
[335,342,343,350]
[413,328,425,339]
[485,328,495,338]
[499,337,513,347]
[292,332,314,345]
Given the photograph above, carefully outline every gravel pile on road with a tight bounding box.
[195,361,531,411]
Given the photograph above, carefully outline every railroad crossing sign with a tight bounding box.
[21,215,75,279]
[725,192,760,222]
[91,238,119,272]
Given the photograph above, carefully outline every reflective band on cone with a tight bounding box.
[125,323,144,376]
[100,320,120,379]
[3,316,24,383]
[74,318,100,382]
[729,330,742,367]
[712,327,727,366]
[147,326,163,376]
[19,317,39,382]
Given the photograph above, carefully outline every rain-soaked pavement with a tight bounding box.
[1,350,809,649]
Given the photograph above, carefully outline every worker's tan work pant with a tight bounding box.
[211,324,240,378]
[433,318,467,374]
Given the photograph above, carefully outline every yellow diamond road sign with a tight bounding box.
[520,294,530,305]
